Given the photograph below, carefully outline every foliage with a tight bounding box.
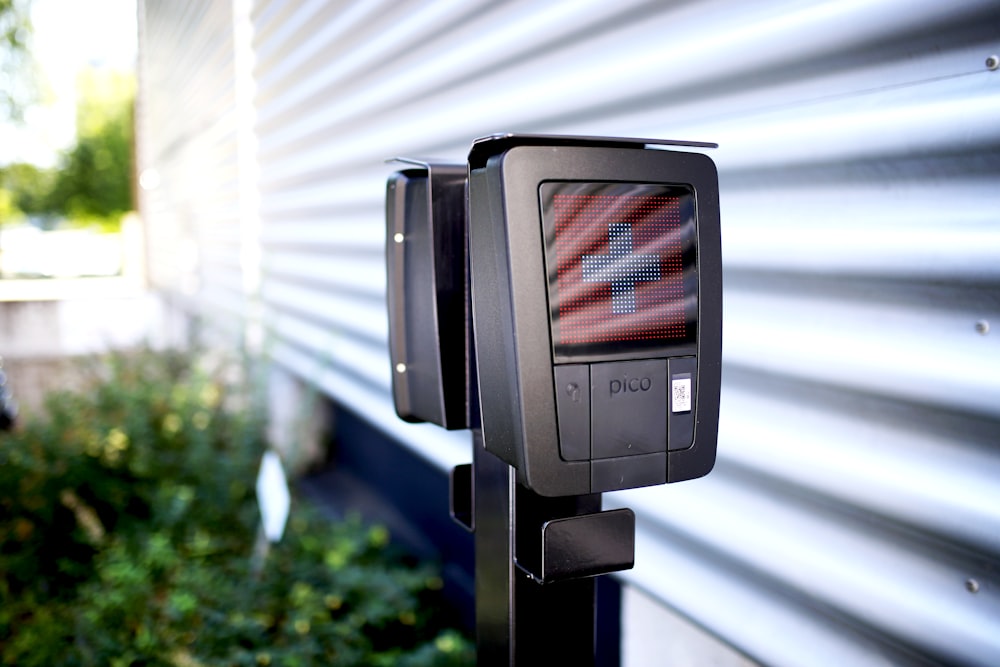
[0,67,134,231]
[0,349,473,666]
[1,68,135,232]
[0,187,23,226]
[0,0,37,123]
[1,1,134,230]
[51,67,135,225]
[0,0,39,227]
[0,161,57,226]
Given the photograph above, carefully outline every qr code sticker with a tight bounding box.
[672,376,692,413]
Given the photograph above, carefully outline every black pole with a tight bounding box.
[473,430,599,666]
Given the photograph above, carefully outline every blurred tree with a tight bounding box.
[49,67,135,227]
[0,68,135,234]
[0,9,135,232]
[0,185,25,224]
[0,0,37,123]
[1,162,56,218]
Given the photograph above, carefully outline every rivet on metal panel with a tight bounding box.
[986,55,999,71]
[974,320,990,335]
[965,578,980,594]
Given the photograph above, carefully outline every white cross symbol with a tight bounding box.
[582,223,661,314]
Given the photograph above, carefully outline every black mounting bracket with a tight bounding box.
[451,460,635,584]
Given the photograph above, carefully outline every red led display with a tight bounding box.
[541,182,696,360]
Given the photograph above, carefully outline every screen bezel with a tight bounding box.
[539,180,698,364]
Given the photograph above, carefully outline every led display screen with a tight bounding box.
[540,181,697,362]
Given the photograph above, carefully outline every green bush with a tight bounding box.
[0,349,473,666]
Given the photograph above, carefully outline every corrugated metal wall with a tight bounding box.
[137,1,1000,665]
[137,0,250,346]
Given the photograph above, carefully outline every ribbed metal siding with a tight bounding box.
[140,1,1000,665]
[137,0,248,343]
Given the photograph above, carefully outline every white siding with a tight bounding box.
[137,1,1000,665]
[137,0,248,345]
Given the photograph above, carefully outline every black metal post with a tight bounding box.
[473,430,599,666]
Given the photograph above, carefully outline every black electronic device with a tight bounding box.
[385,160,470,430]
[467,135,722,496]
[385,135,722,662]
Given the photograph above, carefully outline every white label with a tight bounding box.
[671,377,692,413]
[256,450,290,543]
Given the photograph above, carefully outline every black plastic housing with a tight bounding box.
[385,161,470,430]
[467,135,722,497]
